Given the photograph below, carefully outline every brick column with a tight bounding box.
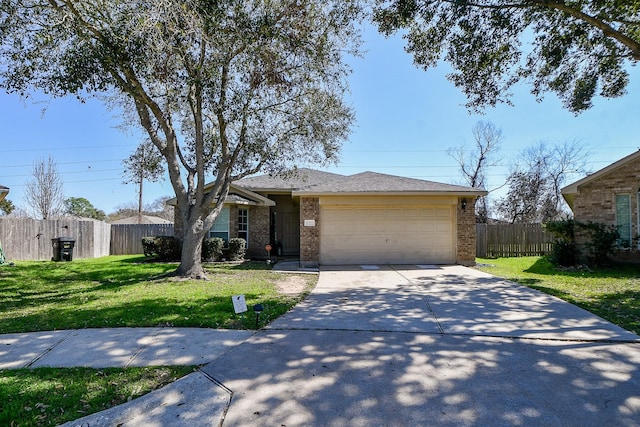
[457,197,477,266]
[300,197,320,268]
[248,206,270,259]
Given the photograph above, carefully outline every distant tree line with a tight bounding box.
[450,121,589,224]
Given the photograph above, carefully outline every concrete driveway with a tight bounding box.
[201,265,640,426]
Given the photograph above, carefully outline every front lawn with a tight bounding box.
[0,366,195,427]
[0,255,316,426]
[477,256,640,335]
[0,255,316,333]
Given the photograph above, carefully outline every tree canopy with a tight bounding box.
[0,0,362,277]
[0,198,14,216]
[63,197,107,220]
[493,141,589,223]
[374,0,640,113]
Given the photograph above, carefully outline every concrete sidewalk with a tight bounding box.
[0,327,253,370]
[4,265,640,426]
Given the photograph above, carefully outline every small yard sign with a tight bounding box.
[232,295,248,314]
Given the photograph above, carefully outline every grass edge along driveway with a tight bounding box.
[477,256,640,335]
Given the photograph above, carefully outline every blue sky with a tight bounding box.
[1,24,639,214]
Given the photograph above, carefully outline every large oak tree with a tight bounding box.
[0,0,361,277]
[374,0,640,113]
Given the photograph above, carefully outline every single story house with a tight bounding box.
[0,185,8,202]
[174,169,486,267]
[561,150,640,257]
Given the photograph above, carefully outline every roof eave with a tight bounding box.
[164,183,276,207]
[239,187,297,194]
[292,190,488,197]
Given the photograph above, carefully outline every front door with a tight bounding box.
[269,195,300,256]
[280,213,300,256]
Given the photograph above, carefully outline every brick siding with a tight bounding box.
[457,197,477,265]
[300,197,320,268]
[572,157,640,260]
[247,205,270,259]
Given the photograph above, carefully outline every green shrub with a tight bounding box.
[202,237,224,261]
[579,222,619,266]
[549,240,577,266]
[228,238,246,261]
[154,236,182,261]
[544,219,577,267]
[545,219,619,267]
[141,237,157,257]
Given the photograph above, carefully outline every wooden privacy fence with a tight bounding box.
[0,218,111,261]
[110,224,174,255]
[476,223,554,258]
[2,219,552,260]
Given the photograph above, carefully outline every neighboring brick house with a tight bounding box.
[176,169,486,267]
[561,150,640,260]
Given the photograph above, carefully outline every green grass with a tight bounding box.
[0,255,317,426]
[477,256,640,335]
[0,255,316,333]
[0,366,195,427]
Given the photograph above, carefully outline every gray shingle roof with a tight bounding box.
[235,168,343,191]
[301,171,483,193]
[235,169,486,196]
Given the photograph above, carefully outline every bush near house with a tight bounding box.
[202,237,224,261]
[141,236,157,257]
[143,236,245,262]
[228,238,246,261]
[152,236,182,261]
[545,220,619,267]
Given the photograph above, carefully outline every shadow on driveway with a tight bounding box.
[202,265,640,426]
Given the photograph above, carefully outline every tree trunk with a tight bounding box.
[175,229,207,278]
[174,212,208,279]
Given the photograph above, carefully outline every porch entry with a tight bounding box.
[269,195,300,256]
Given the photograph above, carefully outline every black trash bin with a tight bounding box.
[52,237,75,262]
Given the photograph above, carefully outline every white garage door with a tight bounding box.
[319,205,455,265]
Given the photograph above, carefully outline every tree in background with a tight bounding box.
[374,0,640,113]
[0,199,15,216]
[494,168,548,223]
[23,155,65,219]
[494,141,589,223]
[448,121,502,222]
[520,141,590,220]
[1,1,361,278]
[107,196,174,222]
[63,197,106,220]
[147,196,175,222]
[122,140,165,219]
